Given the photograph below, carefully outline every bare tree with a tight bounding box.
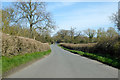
[2,8,16,33]
[110,2,120,31]
[107,27,118,38]
[69,27,76,42]
[84,28,96,42]
[13,1,55,38]
[55,29,70,42]
[111,12,120,31]
[97,28,106,39]
[110,1,120,32]
[74,30,82,39]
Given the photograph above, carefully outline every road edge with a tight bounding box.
[2,52,51,78]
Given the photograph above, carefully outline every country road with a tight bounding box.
[7,44,118,78]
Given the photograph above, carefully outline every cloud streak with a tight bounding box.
[47,2,76,11]
[48,2,118,35]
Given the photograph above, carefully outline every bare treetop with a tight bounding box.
[12,2,55,37]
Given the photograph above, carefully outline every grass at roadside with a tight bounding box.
[2,49,51,73]
[59,45,120,69]
[0,58,2,75]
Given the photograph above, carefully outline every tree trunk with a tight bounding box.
[30,24,33,38]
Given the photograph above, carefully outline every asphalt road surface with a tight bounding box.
[8,44,118,78]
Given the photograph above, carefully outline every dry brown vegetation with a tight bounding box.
[60,38,120,59]
[2,33,50,56]
[94,37,120,59]
[60,43,96,52]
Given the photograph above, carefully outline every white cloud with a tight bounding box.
[47,2,76,11]
[61,2,76,6]
[52,2,118,34]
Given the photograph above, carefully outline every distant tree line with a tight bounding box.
[1,2,120,45]
[53,27,119,44]
[53,9,120,44]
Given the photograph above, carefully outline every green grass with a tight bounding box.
[59,45,120,69]
[0,58,2,74]
[2,49,51,73]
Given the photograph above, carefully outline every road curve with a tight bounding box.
[7,44,118,78]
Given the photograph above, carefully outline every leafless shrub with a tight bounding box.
[60,43,96,52]
[2,33,50,56]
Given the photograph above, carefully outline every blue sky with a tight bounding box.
[2,2,118,35]
[46,2,118,35]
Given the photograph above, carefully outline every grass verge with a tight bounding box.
[0,58,2,75]
[2,49,51,74]
[59,45,120,69]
